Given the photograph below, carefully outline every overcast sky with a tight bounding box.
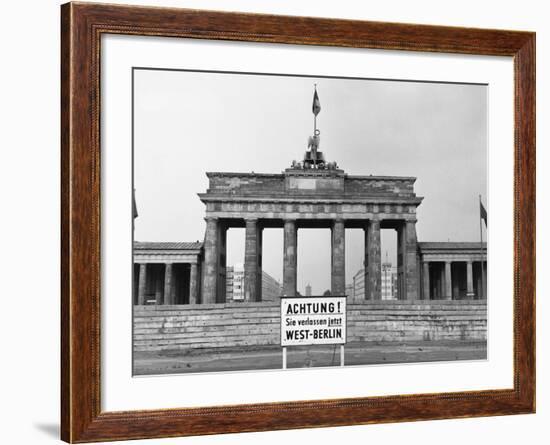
[134,69,487,294]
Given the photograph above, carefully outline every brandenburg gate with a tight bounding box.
[134,87,486,307]
[198,163,423,303]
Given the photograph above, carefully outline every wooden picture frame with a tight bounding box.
[61,2,535,442]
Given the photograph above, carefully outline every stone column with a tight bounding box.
[331,219,346,295]
[257,228,263,301]
[244,218,260,302]
[365,220,381,300]
[422,261,430,300]
[363,227,368,300]
[216,222,227,303]
[466,261,474,298]
[439,265,445,299]
[137,263,147,305]
[397,226,405,300]
[189,263,199,304]
[163,263,173,305]
[404,220,419,300]
[283,219,297,296]
[202,217,219,304]
[444,261,452,300]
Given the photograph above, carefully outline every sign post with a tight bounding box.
[280,296,347,369]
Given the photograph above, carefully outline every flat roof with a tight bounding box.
[134,241,203,250]
[418,242,487,250]
[205,171,416,181]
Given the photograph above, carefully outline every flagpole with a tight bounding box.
[314,114,316,134]
[313,83,317,134]
[313,84,317,169]
[479,194,486,300]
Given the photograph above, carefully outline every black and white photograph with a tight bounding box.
[132,68,488,376]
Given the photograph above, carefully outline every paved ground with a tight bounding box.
[133,340,487,375]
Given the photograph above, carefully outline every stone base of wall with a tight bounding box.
[133,300,486,352]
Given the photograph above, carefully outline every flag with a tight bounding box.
[480,200,487,226]
[133,188,138,219]
[312,88,321,116]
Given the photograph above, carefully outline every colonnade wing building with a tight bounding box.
[133,166,487,305]
[133,242,202,306]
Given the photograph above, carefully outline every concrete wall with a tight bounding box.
[133,300,486,352]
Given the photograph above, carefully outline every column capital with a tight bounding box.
[244,216,259,222]
[332,219,345,231]
[204,216,218,223]
[244,217,259,228]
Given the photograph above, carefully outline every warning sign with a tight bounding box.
[280,296,347,347]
